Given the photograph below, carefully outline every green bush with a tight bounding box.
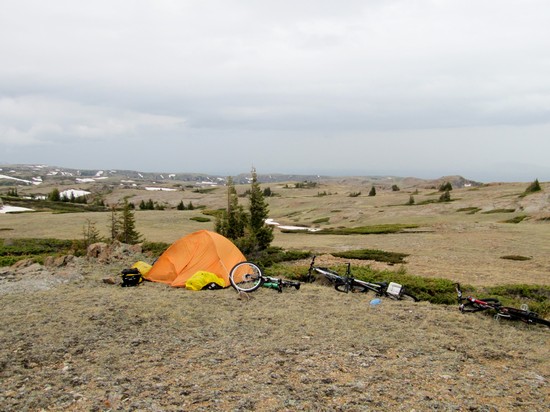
[457,207,481,214]
[0,238,76,265]
[314,224,418,235]
[142,241,170,257]
[312,217,330,224]
[500,255,531,261]
[521,179,541,197]
[331,249,409,264]
[482,208,515,214]
[502,215,527,224]
[190,216,211,222]
[248,247,311,268]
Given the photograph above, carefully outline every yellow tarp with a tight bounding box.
[185,271,226,290]
[132,261,152,276]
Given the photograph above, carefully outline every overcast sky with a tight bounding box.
[1,1,550,182]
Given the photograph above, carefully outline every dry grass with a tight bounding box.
[2,177,550,412]
[2,180,550,286]
[1,259,548,411]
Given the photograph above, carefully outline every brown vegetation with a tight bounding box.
[1,176,549,411]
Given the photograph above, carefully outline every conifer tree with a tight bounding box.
[248,167,273,251]
[118,199,142,244]
[82,218,101,247]
[109,206,121,241]
[48,188,61,201]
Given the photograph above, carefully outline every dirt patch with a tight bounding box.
[0,254,548,411]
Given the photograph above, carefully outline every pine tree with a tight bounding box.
[118,199,142,244]
[439,182,453,192]
[524,178,541,194]
[82,218,101,247]
[368,186,376,196]
[109,206,122,241]
[439,189,451,202]
[48,188,61,201]
[248,168,273,251]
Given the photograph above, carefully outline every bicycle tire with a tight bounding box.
[399,292,419,302]
[229,261,263,293]
[335,282,369,293]
[530,317,550,327]
[501,307,550,328]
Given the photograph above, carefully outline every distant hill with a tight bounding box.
[0,163,482,188]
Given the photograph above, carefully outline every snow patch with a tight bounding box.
[145,187,177,192]
[265,218,321,232]
[0,174,41,185]
[0,205,35,213]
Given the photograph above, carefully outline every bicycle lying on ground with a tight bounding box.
[306,256,418,302]
[455,283,550,327]
[229,261,301,293]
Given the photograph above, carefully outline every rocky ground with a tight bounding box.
[0,249,548,412]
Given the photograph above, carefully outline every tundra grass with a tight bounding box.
[314,223,419,235]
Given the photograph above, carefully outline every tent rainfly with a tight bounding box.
[145,230,245,288]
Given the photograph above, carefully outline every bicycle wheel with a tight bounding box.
[530,317,550,327]
[399,292,418,302]
[503,307,550,328]
[229,261,263,293]
[335,281,369,293]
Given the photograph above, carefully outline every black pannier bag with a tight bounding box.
[120,268,143,287]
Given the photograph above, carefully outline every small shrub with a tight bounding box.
[439,190,451,202]
[312,217,330,224]
[190,216,210,222]
[142,241,170,257]
[331,249,409,264]
[439,182,453,192]
[500,255,532,261]
[481,208,515,214]
[457,207,481,214]
[521,179,541,197]
[502,215,527,224]
[314,224,419,235]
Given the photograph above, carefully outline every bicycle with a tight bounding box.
[307,256,418,302]
[229,261,301,293]
[455,283,550,327]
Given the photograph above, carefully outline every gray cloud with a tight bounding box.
[1,0,550,181]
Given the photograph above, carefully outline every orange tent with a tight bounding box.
[145,230,245,288]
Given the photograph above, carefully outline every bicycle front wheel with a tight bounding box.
[530,317,550,327]
[229,261,263,293]
[503,307,550,328]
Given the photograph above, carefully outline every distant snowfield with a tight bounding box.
[0,174,42,185]
[0,205,35,214]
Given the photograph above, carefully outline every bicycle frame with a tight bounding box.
[308,256,417,300]
[455,283,501,312]
[455,283,549,327]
